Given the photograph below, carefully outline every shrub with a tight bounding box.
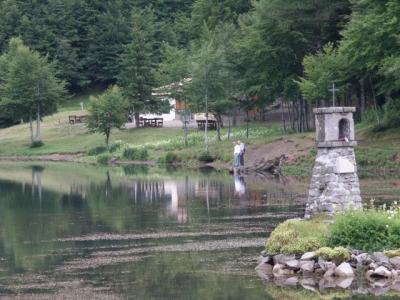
[97,153,111,164]
[198,151,214,163]
[164,152,179,164]
[265,219,329,255]
[88,146,107,156]
[328,201,400,252]
[123,147,149,161]
[109,143,121,153]
[30,141,44,148]
[315,246,350,265]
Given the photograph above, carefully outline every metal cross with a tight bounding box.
[328,82,339,107]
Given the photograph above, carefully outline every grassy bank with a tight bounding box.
[1,96,400,172]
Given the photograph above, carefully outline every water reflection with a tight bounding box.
[0,163,307,299]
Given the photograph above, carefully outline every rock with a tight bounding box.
[391,270,398,280]
[314,268,325,276]
[318,257,336,272]
[372,266,392,278]
[299,260,314,273]
[371,252,390,263]
[282,277,298,287]
[300,251,315,261]
[381,262,393,271]
[257,255,273,264]
[369,262,379,270]
[335,277,354,288]
[260,250,267,257]
[319,278,336,290]
[323,267,336,278]
[390,256,400,269]
[272,264,284,275]
[278,268,294,276]
[255,262,273,273]
[357,253,372,265]
[273,254,296,265]
[334,262,355,278]
[366,270,374,280]
[299,278,316,287]
[285,259,300,270]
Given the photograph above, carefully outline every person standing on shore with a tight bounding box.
[238,140,245,166]
[233,142,240,167]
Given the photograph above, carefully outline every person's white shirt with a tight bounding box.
[234,144,241,154]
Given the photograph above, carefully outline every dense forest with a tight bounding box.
[0,0,399,133]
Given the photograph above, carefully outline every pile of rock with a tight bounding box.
[256,249,400,291]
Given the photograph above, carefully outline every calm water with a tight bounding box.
[0,163,398,299]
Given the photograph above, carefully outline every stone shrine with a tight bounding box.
[304,107,362,219]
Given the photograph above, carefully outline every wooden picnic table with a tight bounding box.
[69,115,87,124]
[138,117,163,127]
[196,120,220,130]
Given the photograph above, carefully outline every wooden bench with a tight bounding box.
[69,115,87,124]
[138,118,163,127]
[196,120,219,130]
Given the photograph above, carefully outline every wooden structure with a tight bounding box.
[138,117,163,127]
[69,115,87,124]
[196,120,218,130]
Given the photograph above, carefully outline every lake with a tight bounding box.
[0,163,398,299]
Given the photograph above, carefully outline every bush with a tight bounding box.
[97,153,111,164]
[266,218,329,255]
[88,146,107,156]
[164,152,179,164]
[315,246,350,265]
[123,147,149,161]
[109,143,121,153]
[30,140,44,148]
[198,151,214,163]
[328,201,400,252]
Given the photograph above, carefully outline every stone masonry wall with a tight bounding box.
[304,146,362,219]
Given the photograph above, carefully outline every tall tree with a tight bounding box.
[87,85,128,149]
[187,34,231,150]
[0,37,67,144]
[156,44,190,147]
[117,8,158,125]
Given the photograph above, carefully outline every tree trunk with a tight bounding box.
[368,72,380,125]
[205,89,209,152]
[29,112,34,143]
[360,79,366,122]
[36,103,41,141]
[281,102,287,134]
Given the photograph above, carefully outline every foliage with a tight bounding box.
[123,147,149,161]
[29,140,44,148]
[0,37,68,143]
[96,153,111,164]
[328,200,400,252]
[86,85,128,149]
[315,246,350,265]
[160,152,180,164]
[265,219,329,255]
[198,151,214,163]
[87,146,107,156]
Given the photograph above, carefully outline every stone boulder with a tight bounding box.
[334,262,355,278]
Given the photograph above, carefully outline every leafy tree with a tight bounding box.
[187,35,231,150]
[338,0,400,124]
[156,44,190,147]
[297,43,350,107]
[86,85,128,149]
[0,37,67,144]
